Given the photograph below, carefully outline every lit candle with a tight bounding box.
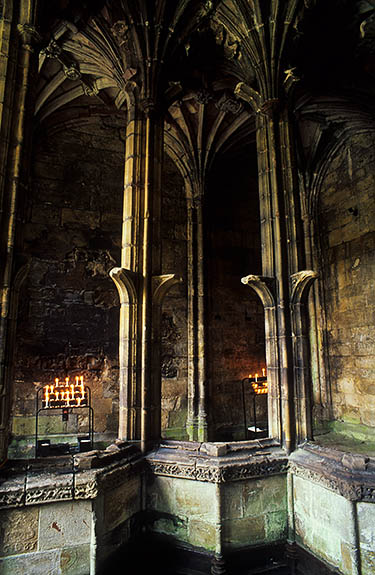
[80,375,84,396]
[249,374,252,379]
[55,378,59,387]
[262,368,266,377]
[65,377,69,386]
[255,373,258,382]
[45,385,50,407]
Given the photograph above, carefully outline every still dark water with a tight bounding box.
[98,538,339,575]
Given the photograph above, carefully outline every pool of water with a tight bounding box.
[98,536,340,575]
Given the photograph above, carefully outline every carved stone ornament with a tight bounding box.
[215,93,244,115]
[40,39,62,59]
[0,444,141,509]
[83,82,99,97]
[111,20,130,48]
[195,88,213,105]
[63,63,82,81]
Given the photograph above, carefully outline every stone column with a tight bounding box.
[0,0,40,462]
[111,88,173,451]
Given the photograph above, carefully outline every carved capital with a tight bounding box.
[195,88,213,105]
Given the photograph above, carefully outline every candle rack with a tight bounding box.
[241,374,268,439]
[35,377,94,457]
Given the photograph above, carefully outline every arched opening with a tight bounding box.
[10,114,124,457]
[205,141,267,441]
[160,154,189,440]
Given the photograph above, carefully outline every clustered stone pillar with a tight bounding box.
[111,87,180,451]
[0,0,40,463]
[236,85,318,451]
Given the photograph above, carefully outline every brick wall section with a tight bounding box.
[13,115,125,444]
[318,132,375,428]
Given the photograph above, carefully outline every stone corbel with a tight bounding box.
[290,270,318,306]
[152,274,183,306]
[234,82,262,114]
[241,274,276,309]
[109,267,138,304]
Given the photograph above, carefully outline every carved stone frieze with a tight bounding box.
[146,447,288,484]
[25,486,73,505]
[289,443,375,502]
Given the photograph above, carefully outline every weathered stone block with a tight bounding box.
[0,507,39,556]
[38,501,92,551]
[0,550,60,575]
[60,544,90,575]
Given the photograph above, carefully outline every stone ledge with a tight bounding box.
[289,442,375,502]
[0,442,142,509]
[146,439,288,483]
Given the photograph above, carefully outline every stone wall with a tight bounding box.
[11,115,125,456]
[317,132,375,431]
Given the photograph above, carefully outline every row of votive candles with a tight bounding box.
[248,368,266,381]
[42,376,87,408]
